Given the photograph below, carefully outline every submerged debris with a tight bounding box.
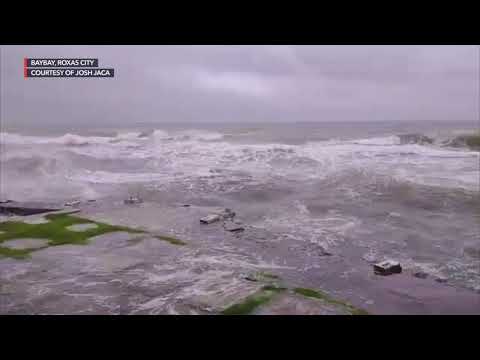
[373,260,402,276]
[221,208,236,219]
[243,271,280,283]
[224,221,244,232]
[124,196,143,205]
[398,133,434,145]
[318,246,333,256]
[200,214,222,224]
[200,208,236,225]
[413,272,428,279]
[244,275,259,282]
[65,200,81,207]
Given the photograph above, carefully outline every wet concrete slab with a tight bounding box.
[66,223,98,232]
[0,201,62,216]
[2,238,49,250]
[13,216,51,225]
[0,210,80,225]
[256,293,350,315]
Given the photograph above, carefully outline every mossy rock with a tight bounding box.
[447,134,480,150]
[464,135,480,149]
[294,288,369,315]
[155,235,187,246]
[0,212,186,259]
[222,285,286,315]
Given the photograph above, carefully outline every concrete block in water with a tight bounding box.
[65,200,81,207]
[200,208,237,224]
[200,214,221,224]
[124,197,143,205]
[373,260,402,276]
[221,208,236,219]
[224,221,244,232]
[413,272,428,279]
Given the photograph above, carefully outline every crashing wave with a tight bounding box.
[351,136,401,146]
[0,132,111,146]
[178,130,224,141]
[353,133,479,149]
[397,133,434,145]
[441,134,480,150]
[56,133,92,146]
[151,129,172,141]
[148,129,225,142]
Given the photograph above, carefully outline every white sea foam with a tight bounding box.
[0,132,111,146]
[1,129,478,202]
[151,129,171,140]
[349,135,401,146]
[150,129,224,142]
[66,170,171,184]
[0,131,151,147]
[175,129,224,141]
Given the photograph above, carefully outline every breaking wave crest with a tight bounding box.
[346,133,479,149]
[0,128,225,146]
[1,128,478,202]
[1,132,115,146]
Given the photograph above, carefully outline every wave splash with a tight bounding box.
[1,129,478,202]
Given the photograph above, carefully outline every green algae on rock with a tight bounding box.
[258,272,280,280]
[222,285,366,315]
[244,271,281,283]
[155,235,187,246]
[0,212,186,259]
[444,133,480,150]
[464,134,480,149]
[294,287,369,315]
[222,285,286,315]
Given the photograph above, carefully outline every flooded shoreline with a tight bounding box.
[1,122,479,314]
[1,200,479,315]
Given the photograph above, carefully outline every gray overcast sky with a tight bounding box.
[1,45,479,127]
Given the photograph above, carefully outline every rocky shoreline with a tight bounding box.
[0,199,479,315]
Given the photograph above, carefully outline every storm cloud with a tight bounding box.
[1,45,478,127]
